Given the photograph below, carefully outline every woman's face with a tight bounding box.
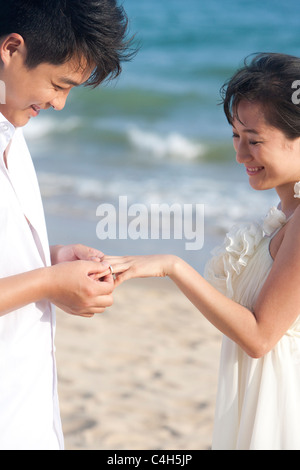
[232,99,300,194]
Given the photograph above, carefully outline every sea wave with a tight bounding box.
[127,127,205,160]
[24,115,82,140]
[25,114,209,162]
[37,168,278,230]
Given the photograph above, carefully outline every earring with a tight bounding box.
[294,181,300,199]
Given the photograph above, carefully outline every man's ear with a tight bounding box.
[0,33,26,65]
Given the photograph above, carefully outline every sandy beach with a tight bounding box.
[55,277,222,451]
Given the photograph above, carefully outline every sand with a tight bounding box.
[55,277,222,451]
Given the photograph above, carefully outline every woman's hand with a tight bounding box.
[103,254,179,286]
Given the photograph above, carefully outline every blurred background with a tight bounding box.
[24,0,300,271]
[26,0,300,450]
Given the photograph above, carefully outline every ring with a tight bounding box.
[109,265,114,275]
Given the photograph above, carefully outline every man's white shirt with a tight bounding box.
[0,113,64,450]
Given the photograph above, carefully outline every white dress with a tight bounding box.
[205,207,300,450]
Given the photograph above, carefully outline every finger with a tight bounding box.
[88,249,105,261]
[102,273,115,285]
[88,260,109,270]
[89,269,112,280]
[91,270,115,286]
[75,309,104,317]
[81,307,106,316]
[71,299,112,316]
[91,249,105,259]
[91,262,124,282]
[113,271,135,287]
[89,256,103,262]
[93,279,115,295]
[75,245,105,261]
[112,275,123,288]
[87,261,113,278]
[103,260,130,275]
[103,256,129,266]
[93,294,114,309]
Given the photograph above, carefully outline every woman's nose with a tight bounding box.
[235,141,252,164]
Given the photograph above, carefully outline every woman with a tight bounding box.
[104,53,300,450]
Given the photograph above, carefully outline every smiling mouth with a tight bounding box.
[246,166,264,175]
[30,105,41,116]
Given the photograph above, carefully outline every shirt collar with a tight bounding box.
[0,112,16,156]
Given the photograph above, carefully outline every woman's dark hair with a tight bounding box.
[0,0,136,87]
[221,52,300,139]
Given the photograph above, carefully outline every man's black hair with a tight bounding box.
[0,0,136,87]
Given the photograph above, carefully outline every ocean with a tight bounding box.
[24,0,300,270]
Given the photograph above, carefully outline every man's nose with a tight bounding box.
[49,92,69,111]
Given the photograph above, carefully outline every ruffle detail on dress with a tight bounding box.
[294,181,300,199]
[204,206,287,299]
[204,221,263,299]
[262,206,286,237]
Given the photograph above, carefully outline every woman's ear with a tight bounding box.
[0,33,26,66]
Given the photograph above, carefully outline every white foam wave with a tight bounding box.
[128,127,205,160]
[24,116,81,140]
[37,168,279,243]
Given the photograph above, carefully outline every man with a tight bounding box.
[0,0,134,450]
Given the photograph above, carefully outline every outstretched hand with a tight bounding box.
[103,254,177,287]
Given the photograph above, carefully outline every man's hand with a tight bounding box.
[45,259,114,318]
[48,244,114,317]
[50,244,104,265]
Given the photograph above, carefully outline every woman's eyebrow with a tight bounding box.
[243,128,260,135]
[232,125,260,135]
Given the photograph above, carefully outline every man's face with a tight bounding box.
[0,34,93,127]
